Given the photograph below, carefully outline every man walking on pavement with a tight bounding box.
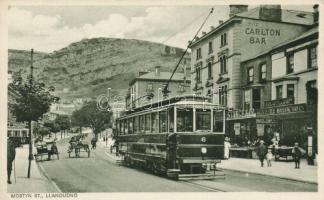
[292,142,305,169]
[7,138,16,184]
[256,140,267,167]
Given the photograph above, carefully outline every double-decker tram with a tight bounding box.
[115,95,226,180]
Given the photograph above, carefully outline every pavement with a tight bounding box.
[98,138,317,184]
[7,133,74,193]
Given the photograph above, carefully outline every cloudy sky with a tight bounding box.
[8,5,314,52]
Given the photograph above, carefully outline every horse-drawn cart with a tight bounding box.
[34,141,59,161]
[67,135,90,158]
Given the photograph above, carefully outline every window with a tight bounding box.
[208,41,213,54]
[120,121,124,135]
[7,130,12,137]
[196,109,211,131]
[221,33,227,47]
[244,89,251,111]
[276,85,283,99]
[248,67,254,83]
[22,130,28,137]
[287,84,295,99]
[177,108,193,132]
[306,80,317,105]
[219,55,227,74]
[196,67,201,82]
[219,85,228,106]
[260,64,267,81]
[287,54,294,74]
[134,116,139,133]
[145,114,151,133]
[196,48,202,60]
[128,118,133,134]
[213,111,224,132]
[139,115,145,132]
[146,84,153,92]
[159,111,168,133]
[207,62,213,79]
[124,120,128,134]
[169,108,174,132]
[252,89,261,110]
[151,112,159,133]
[308,46,317,68]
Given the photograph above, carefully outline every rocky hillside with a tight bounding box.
[8,38,190,100]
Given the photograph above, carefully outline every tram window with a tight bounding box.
[213,111,224,132]
[139,115,145,133]
[169,108,174,132]
[134,116,139,133]
[151,112,159,133]
[145,114,151,133]
[196,109,211,131]
[124,120,128,134]
[14,130,20,137]
[159,111,168,133]
[121,120,125,135]
[22,130,28,137]
[8,130,12,137]
[128,118,133,134]
[177,108,193,132]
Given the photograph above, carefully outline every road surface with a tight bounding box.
[38,136,317,192]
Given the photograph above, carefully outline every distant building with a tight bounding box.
[126,66,191,109]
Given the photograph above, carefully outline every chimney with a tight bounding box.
[210,26,215,31]
[229,5,248,17]
[138,71,148,76]
[259,5,282,22]
[313,4,319,23]
[155,66,161,76]
[202,31,207,35]
[219,20,224,25]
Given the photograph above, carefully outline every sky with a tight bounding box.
[8,5,314,52]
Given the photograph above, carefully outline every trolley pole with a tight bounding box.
[27,48,34,178]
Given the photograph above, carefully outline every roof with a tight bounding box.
[189,7,314,48]
[129,72,189,85]
[236,7,314,25]
[241,26,318,62]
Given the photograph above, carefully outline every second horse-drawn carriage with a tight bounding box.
[67,134,91,158]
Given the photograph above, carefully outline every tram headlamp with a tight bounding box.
[201,147,207,154]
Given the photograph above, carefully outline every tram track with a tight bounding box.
[180,180,227,192]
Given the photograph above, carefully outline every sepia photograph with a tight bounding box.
[1,0,322,198]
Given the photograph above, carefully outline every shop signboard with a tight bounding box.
[257,104,306,116]
[264,97,294,108]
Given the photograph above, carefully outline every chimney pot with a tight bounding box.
[210,26,215,30]
[202,31,207,35]
[259,5,282,22]
[313,4,319,23]
[219,20,224,24]
[229,5,248,18]
[155,66,161,76]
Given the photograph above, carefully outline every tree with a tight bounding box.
[72,101,112,139]
[9,75,59,178]
[43,120,60,138]
[71,109,86,135]
[55,115,71,138]
[38,127,51,140]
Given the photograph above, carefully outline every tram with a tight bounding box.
[7,128,29,147]
[115,95,226,180]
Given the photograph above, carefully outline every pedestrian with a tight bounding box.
[266,147,273,167]
[292,142,305,169]
[48,142,58,160]
[91,137,97,150]
[224,137,231,159]
[256,140,267,167]
[7,138,16,184]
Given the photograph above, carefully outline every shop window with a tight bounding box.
[208,41,213,54]
[196,67,201,82]
[22,130,28,137]
[244,89,251,111]
[207,62,213,79]
[196,48,202,60]
[213,111,223,132]
[134,116,139,133]
[248,67,254,84]
[287,54,294,74]
[220,33,227,47]
[145,114,151,133]
[139,115,145,132]
[287,84,295,100]
[219,55,227,74]
[128,118,133,134]
[196,109,211,131]
[151,112,159,133]
[252,89,261,110]
[308,46,317,69]
[177,108,193,132]
[260,64,267,81]
[159,111,168,133]
[8,130,12,137]
[276,85,283,99]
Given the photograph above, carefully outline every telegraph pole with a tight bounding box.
[27,48,34,178]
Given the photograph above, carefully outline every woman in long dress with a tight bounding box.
[224,137,231,159]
